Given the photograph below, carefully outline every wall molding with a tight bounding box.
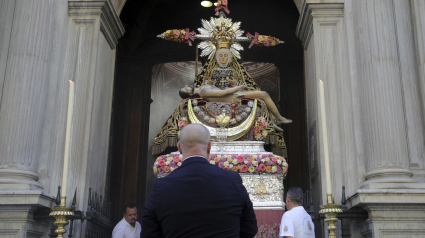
[296,1,344,50]
[68,0,125,49]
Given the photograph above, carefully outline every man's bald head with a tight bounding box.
[178,124,211,158]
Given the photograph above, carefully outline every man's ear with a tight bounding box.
[177,142,183,154]
[207,141,212,154]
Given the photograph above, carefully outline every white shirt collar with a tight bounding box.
[122,218,136,229]
[290,206,305,211]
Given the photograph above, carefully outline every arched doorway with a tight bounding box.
[108,0,309,229]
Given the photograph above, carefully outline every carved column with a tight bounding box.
[0,0,55,190]
[355,0,416,187]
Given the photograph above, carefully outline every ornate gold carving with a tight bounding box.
[187,99,257,141]
[257,183,267,195]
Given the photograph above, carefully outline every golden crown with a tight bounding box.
[210,22,236,49]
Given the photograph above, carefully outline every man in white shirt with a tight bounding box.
[279,187,315,238]
[112,203,142,238]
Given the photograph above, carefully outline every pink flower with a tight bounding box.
[263,41,270,46]
[224,167,230,171]
[178,121,186,127]
[158,160,165,167]
[222,0,227,5]
[262,120,268,126]
[240,165,248,173]
[259,164,266,171]
[271,157,277,163]
[173,156,180,163]
[174,30,180,35]
[237,156,245,163]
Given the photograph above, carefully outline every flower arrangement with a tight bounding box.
[253,117,268,141]
[153,154,184,177]
[157,28,195,45]
[178,117,189,128]
[215,0,230,15]
[153,153,288,177]
[246,32,281,48]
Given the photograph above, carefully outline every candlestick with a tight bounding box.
[318,79,332,195]
[61,80,75,200]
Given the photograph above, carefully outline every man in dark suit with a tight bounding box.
[141,124,258,238]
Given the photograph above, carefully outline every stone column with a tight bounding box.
[0,0,55,190]
[0,0,58,237]
[354,0,416,187]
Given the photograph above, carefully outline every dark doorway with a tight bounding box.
[108,0,308,226]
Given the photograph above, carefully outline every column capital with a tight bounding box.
[68,0,125,49]
[296,0,344,49]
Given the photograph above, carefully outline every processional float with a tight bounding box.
[152,1,340,237]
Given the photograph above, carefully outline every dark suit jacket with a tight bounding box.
[141,156,258,238]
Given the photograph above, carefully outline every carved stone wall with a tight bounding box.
[298,0,425,237]
[0,0,124,237]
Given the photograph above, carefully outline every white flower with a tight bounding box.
[165,161,170,165]
[170,167,175,171]
[252,155,258,159]
[229,164,233,168]
[282,162,287,167]
[252,161,258,167]
[166,157,173,162]
[224,161,229,167]
[217,155,222,158]
[210,160,215,165]
[232,159,238,165]
[155,162,159,166]
[179,154,183,158]
[178,162,182,166]
[244,161,248,164]
[259,155,263,158]
[261,159,265,163]
[277,160,282,164]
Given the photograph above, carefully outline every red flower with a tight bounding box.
[240,165,248,173]
[259,164,266,171]
[224,167,230,171]
[173,156,180,163]
[237,156,245,163]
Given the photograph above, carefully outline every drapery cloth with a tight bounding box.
[254,209,285,238]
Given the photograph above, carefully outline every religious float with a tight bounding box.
[152,1,291,236]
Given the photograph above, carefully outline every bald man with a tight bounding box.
[141,124,258,238]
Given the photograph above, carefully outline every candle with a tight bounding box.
[61,80,75,200]
[319,79,332,195]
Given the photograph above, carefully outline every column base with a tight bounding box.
[347,189,425,238]
[0,190,54,238]
[361,168,416,188]
[0,169,43,190]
